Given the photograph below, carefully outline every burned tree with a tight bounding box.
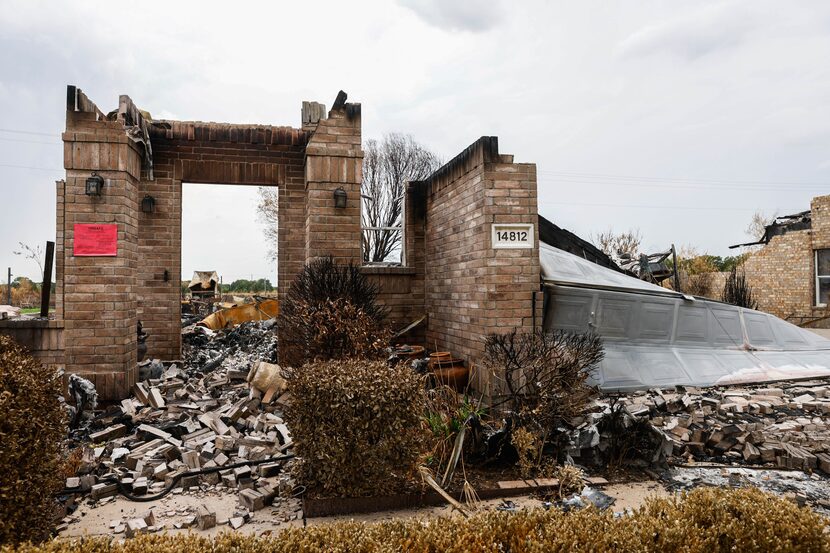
[361,134,440,263]
[722,265,758,309]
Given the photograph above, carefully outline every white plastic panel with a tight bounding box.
[542,244,830,390]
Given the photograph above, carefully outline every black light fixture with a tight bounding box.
[85,173,104,196]
[333,186,347,208]
[141,194,156,213]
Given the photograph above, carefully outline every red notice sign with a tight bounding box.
[74,224,118,256]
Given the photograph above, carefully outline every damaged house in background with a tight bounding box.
[1,85,829,401]
[731,195,830,329]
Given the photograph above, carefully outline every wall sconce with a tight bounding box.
[141,194,156,213]
[333,186,347,208]
[85,173,104,196]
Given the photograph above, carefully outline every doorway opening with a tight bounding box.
[181,183,277,318]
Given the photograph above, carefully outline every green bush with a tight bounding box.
[284,358,426,497]
[0,336,67,544]
[3,488,826,552]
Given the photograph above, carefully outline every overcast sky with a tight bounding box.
[1,0,829,282]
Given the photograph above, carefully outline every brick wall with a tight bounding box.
[419,137,540,394]
[304,103,363,264]
[60,106,141,399]
[0,320,64,373]
[743,194,830,326]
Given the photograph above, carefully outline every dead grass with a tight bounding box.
[5,488,827,552]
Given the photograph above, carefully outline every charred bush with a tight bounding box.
[722,265,758,309]
[0,336,67,544]
[278,257,389,368]
[284,359,427,497]
[484,329,603,432]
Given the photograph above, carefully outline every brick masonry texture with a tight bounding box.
[0,320,64,373]
[419,137,540,394]
[56,90,542,401]
[60,108,141,399]
[743,194,830,327]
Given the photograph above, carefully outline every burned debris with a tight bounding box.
[610,381,830,473]
[58,319,300,535]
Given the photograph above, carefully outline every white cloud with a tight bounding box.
[396,0,506,32]
[2,0,830,280]
[616,1,760,61]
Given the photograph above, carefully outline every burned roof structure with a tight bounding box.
[537,215,622,272]
[729,210,812,249]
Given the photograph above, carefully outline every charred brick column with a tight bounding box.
[61,88,140,400]
[304,96,363,264]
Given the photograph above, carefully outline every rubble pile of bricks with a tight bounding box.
[59,321,300,535]
[619,379,830,473]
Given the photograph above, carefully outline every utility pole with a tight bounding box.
[6,268,11,306]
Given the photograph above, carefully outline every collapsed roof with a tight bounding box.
[189,271,219,292]
[540,242,830,390]
[729,210,812,249]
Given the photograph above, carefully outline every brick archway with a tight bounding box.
[58,87,363,399]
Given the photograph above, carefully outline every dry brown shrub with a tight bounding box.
[4,488,826,552]
[0,336,67,544]
[284,358,428,497]
[556,464,585,497]
[278,257,389,369]
[511,427,539,479]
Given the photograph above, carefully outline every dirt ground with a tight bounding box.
[58,480,670,538]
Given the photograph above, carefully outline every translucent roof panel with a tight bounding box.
[541,244,830,390]
[540,243,679,295]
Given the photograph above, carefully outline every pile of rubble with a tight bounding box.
[61,319,296,535]
[611,379,830,472]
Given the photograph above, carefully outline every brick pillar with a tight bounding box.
[304,102,363,264]
[61,108,141,400]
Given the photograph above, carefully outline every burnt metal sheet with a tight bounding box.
[541,243,830,390]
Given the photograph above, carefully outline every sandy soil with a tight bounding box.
[58,479,670,539]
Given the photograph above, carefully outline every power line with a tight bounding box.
[536,177,827,193]
[537,169,829,189]
[0,163,63,172]
[0,137,61,146]
[0,128,60,138]
[538,200,800,212]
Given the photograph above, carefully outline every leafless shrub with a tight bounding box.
[484,329,603,432]
[278,257,389,369]
[722,266,758,309]
[591,228,642,265]
[284,359,427,497]
[682,272,714,297]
